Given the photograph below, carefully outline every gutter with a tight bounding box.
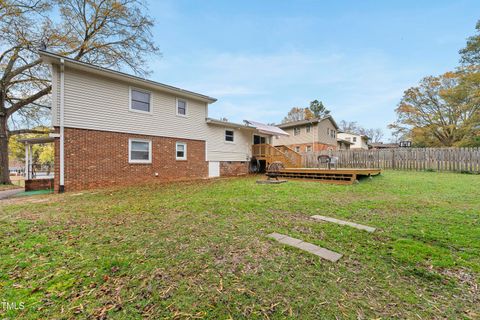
[59,58,65,193]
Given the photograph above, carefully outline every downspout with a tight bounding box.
[59,59,65,193]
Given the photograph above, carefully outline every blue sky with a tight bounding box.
[146,0,479,139]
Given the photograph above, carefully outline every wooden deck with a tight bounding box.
[266,167,381,185]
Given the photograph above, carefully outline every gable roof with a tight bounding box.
[277,115,339,130]
[38,50,217,104]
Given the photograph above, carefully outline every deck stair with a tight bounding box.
[252,144,302,168]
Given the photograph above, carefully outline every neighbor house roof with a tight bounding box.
[38,50,217,104]
[206,118,289,136]
[369,142,399,149]
[277,115,339,130]
[337,138,353,145]
[338,131,370,140]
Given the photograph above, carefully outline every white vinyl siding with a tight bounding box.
[129,139,152,163]
[176,142,187,160]
[206,126,253,161]
[55,67,209,140]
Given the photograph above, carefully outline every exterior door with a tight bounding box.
[208,161,220,178]
[253,135,266,145]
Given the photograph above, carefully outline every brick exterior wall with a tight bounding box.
[220,161,249,176]
[285,142,337,153]
[54,127,208,192]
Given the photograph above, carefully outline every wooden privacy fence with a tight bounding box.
[301,148,480,173]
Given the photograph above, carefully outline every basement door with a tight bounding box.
[208,161,220,178]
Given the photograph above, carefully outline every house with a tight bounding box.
[274,116,339,152]
[337,132,369,150]
[337,138,353,150]
[38,51,287,192]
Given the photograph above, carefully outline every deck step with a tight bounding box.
[311,215,376,232]
[267,233,342,262]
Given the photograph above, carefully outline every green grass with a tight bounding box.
[0,171,479,319]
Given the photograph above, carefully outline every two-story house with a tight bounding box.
[39,51,286,192]
[274,116,339,152]
[337,132,369,150]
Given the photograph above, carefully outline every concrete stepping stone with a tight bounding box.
[267,233,342,262]
[311,215,376,233]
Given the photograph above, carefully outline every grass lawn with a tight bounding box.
[0,171,479,319]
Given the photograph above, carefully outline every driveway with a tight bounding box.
[0,188,23,200]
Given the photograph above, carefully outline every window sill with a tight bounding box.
[176,114,188,118]
[176,158,187,161]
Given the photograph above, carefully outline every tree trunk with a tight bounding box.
[0,114,11,185]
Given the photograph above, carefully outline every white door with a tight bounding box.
[208,161,220,178]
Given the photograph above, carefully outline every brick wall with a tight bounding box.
[220,161,249,176]
[54,127,208,192]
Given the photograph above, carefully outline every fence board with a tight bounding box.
[301,147,480,173]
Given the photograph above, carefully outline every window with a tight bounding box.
[295,146,300,152]
[130,88,151,113]
[293,127,300,136]
[176,99,187,116]
[306,124,312,133]
[306,146,312,152]
[129,139,152,163]
[327,128,330,135]
[353,137,357,142]
[331,130,335,138]
[176,142,187,160]
[225,130,234,142]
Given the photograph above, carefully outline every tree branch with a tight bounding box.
[8,129,51,136]
[6,85,51,116]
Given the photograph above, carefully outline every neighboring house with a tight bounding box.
[8,158,24,175]
[337,139,353,150]
[337,132,369,150]
[274,116,339,152]
[39,51,286,192]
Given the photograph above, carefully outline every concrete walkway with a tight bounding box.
[268,233,342,262]
[311,215,376,233]
[0,189,23,200]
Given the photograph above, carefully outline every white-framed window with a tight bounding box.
[176,98,187,116]
[327,128,330,135]
[295,146,300,152]
[129,139,152,163]
[130,87,152,113]
[225,130,234,142]
[293,127,300,136]
[306,124,312,133]
[176,142,187,160]
[353,137,357,142]
[306,146,312,152]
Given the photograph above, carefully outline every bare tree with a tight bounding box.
[0,0,160,184]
